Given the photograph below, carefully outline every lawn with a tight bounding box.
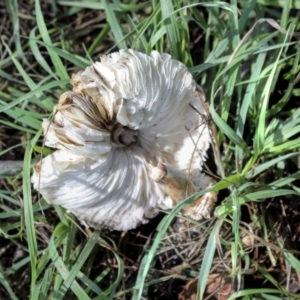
[1,0,300,299]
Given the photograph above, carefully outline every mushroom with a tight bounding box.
[31,49,217,231]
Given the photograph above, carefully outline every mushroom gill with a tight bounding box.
[31,49,216,231]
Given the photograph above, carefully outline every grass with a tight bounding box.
[1,0,300,299]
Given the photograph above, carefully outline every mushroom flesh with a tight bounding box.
[31,49,217,231]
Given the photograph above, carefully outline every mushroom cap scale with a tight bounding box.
[31,49,211,231]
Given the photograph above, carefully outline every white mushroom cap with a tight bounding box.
[31,49,211,231]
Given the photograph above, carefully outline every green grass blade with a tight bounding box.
[246,151,300,178]
[29,27,58,79]
[196,220,220,300]
[62,231,99,291]
[48,236,91,299]
[236,52,266,164]
[101,0,127,50]
[253,26,292,156]
[245,189,299,200]
[23,133,40,294]
[0,263,19,300]
[35,0,69,79]
[160,0,180,59]
[0,80,69,113]
[132,188,216,299]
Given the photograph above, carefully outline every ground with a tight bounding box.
[1,1,300,299]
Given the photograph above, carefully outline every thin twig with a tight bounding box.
[0,160,24,176]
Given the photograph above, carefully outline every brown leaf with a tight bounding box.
[178,273,234,300]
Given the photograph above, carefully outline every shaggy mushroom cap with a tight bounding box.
[31,49,212,231]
